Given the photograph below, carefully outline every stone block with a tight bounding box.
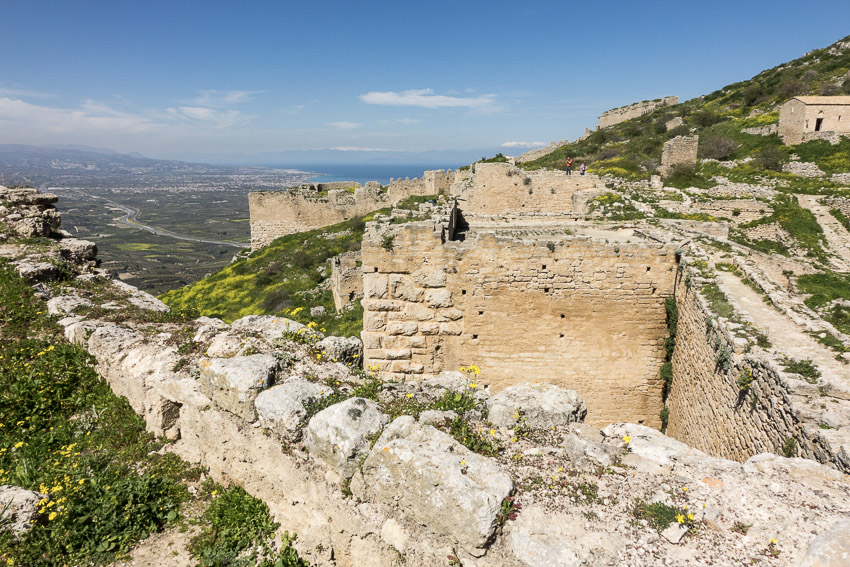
[361,299,404,312]
[361,332,383,350]
[436,308,463,322]
[487,384,587,428]
[364,311,386,332]
[419,322,440,335]
[353,416,513,554]
[385,349,412,360]
[424,289,453,308]
[389,275,424,302]
[404,302,434,321]
[439,322,462,336]
[412,267,447,288]
[199,355,278,421]
[363,273,388,299]
[255,377,330,442]
[387,321,418,336]
[305,397,388,479]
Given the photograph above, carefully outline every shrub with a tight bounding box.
[381,234,395,250]
[753,145,787,172]
[781,436,797,458]
[699,136,737,160]
[692,109,721,128]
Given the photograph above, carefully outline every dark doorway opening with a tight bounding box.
[815,117,824,132]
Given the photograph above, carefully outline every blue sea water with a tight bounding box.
[275,163,462,186]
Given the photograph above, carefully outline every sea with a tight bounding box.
[274,163,463,186]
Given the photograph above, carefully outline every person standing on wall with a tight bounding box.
[565,157,573,175]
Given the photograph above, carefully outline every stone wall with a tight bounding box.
[666,259,849,471]
[455,162,605,216]
[331,251,362,311]
[386,170,454,204]
[693,199,770,224]
[361,219,678,427]
[660,136,699,176]
[248,185,389,249]
[598,96,678,129]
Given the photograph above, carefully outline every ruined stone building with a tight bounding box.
[597,96,679,129]
[778,95,850,144]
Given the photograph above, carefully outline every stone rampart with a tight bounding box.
[666,256,850,471]
[387,170,454,204]
[693,199,770,224]
[455,162,605,216]
[361,219,678,427]
[248,185,389,249]
[598,96,678,129]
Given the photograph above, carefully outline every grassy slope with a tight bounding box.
[520,35,850,180]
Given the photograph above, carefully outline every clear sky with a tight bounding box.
[1,0,849,162]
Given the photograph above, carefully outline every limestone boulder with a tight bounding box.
[46,294,93,316]
[0,485,46,537]
[111,280,170,312]
[305,397,387,479]
[487,384,587,429]
[352,416,513,555]
[800,519,850,567]
[561,427,621,470]
[255,377,331,442]
[15,259,60,281]
[231,315,315,342]
[58,238,97,262]
[316,335,362,364]
[193,317,229,343]
[199,355,278,421]
[508,504,624,566]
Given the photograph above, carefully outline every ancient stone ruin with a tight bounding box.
[778,95,850,145]
[660,135,699,176]
[597,96,679,129]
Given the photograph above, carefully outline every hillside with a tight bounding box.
[521,35,850,183]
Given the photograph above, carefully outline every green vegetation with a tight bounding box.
[829,207,850,233]
[519,35,850,183]
[190,484,307,567]
[701,282,736,319]
[733,195,827,261]
[633,500,696,534]
[160,213,387,337]
[796,272,850,334]
[587,193,645,220]
[779,357,821,383]
[0,261,198,565]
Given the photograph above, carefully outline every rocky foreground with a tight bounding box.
[1,185,849,566]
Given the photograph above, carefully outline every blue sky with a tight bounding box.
[1,0,849,162]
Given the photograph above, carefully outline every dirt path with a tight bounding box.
[718,271,848,386]
[798,194,850,273]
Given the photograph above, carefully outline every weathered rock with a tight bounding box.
[418,409,457,425]
[380,518,410,554]
[800,519,850,567]
[230,315,312,342]
[193,317,229,343]
[508,505,624,566]
[199,355,278,421]
[487,384,587,428]
[561,429,620,470]
[46,294,93,315]
[0,485,45,537]
[661,522,688,544]
[58,238,97,262]
[316,335,362,364]
[310,305,327,317]
[15,259,60,281]
[205,333,264,358]
[352,416,513,555]
[111,280,170,312]
[255,377,331,442]
[305,397,387,479]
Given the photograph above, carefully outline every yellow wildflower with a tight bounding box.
[622,435,631,444]
[48,512,57,521]
[676,514,685,524]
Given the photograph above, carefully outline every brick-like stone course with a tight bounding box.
[362,219,678,427]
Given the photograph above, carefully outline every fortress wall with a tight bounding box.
[457,162,604,216]
[387,170,453,204]
[249,188,389,249]
[516,139,571,164]
[665,265,843,468]
[361,221,677,427]
[331,250,363,311]
[598,96,678,129]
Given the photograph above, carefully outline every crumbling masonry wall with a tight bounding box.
[386,169,455,204]
[597,96,678,129]
[660,135,699,176]
[248,186,389,249]
[665,265,846,469]
[455,162,606,216]
[361,221,678,427]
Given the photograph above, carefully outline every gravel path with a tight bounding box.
[798,194,850,273]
